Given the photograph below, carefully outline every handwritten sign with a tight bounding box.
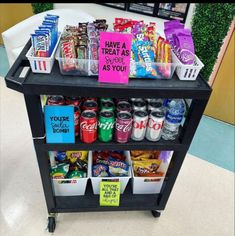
[44,105,75,143]
[99,181,120,206]
[98,31,132,84]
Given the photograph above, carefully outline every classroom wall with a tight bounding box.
[204,31,235,125]
[54,3,195,37]
[0,3,33,44]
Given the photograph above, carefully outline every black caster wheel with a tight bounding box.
[47,216,56,233]
[151,210,161,218]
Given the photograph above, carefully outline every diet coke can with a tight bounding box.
[132,100,146,112]
[82,100,98,112]
[47,95,65,105]
[117,101,132,113]
[146,109,165,141]
[115,111,132,143]
[80,110,97,143]
[148,100,164,113]
[131,110,148,141]
[74,106,81,137]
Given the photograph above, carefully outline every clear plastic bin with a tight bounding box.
[55,44,178,79]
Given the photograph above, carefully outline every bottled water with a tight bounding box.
[161,99,185,140]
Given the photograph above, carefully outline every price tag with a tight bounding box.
[99,181,120,206]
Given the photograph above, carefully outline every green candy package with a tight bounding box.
[50,163,69,179]
[66,170,87,179]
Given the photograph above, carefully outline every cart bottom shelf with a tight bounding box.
[54,181,163,213]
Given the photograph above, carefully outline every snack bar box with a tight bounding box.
[88,151,131,195]
[131,151,173,194]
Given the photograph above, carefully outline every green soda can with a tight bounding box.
[100,100,115,112]
[98,110,115,142]
[100,98,113,103]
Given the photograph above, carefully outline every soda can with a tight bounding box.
[145,109,165,141]
[47,95,65,105]
[132,100,146,112]
[80,110,97,143]
[115,111,132,143]
[65,96,82,106]
[130,98,138,102]
[100,100,115,112]
[131,110,148,141]
[83,97,98,102]
[100,98,113,103]
[117,101,132,113]
[98,110,115,142]
[114,98,129,104]
[82,100,98,112]
[148,100,164,113]
[74,106,81,137]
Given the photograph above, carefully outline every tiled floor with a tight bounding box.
[0,79,234,236]
[0,46,9,77]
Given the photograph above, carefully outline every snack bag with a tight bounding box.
[108,158,129,177]
[66,150,88,164]
[50,163,69,179]
[67,170,87,179]
[133,160,163,177]
[93,164,109,177]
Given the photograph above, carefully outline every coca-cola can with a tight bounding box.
[132,100,147,112]
[148,100,164,113]
[117,101,132,113]
[83,97,97,102]
[65,96,82,106]
[115,111,132,143]
[47,95,65,105]
[146,109,165,141]
[131,110,148,141]
[80,110,97,143]
[74,106,81,137]
[82,100,98,112]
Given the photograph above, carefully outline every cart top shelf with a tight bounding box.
[5,40,211,99]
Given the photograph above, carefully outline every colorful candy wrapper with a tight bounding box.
[66,170,87,179]
[108,158,129,177]
[66,150,88,164]
[93,164,109,177]
[50,163,69,179]
[133,160,163,177]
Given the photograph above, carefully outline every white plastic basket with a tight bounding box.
[26,33,61,74]
[131,151,173,194]
[52,177,88,196]
[171,51,204,81]
[88,151,131,195]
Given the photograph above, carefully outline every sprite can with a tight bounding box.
[100,100,115,112]
[98,110,115,142]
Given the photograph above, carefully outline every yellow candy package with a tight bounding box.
[133,160,164,177]
[66,151,88,164]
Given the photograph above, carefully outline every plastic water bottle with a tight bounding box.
[161,99,185,140]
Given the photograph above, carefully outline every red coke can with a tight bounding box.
[47,95,65,105]
[65,96,82,107]
[115,111,132,143]
[82,100,98,112]
[80,110,97,143]
[74,106,81,137]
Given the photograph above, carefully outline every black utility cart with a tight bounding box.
[5,41,212,233]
